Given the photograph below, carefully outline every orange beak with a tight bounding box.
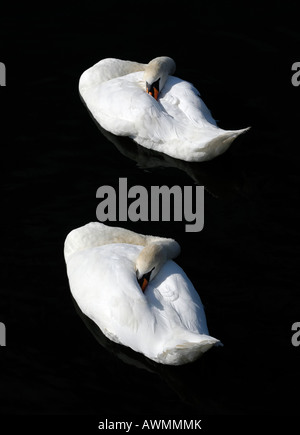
[141,278,149,292]
[137,267,154,293]
[146,81,159,101]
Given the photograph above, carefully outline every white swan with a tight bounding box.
[64,222,220,365]
[79,56,249,162]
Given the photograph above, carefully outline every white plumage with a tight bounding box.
[79,56,249,162]
[64,222,219,365]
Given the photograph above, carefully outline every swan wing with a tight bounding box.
[161,76,218,128]
[148,261,206,332]
[66,244,153,342]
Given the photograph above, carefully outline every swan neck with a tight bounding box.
[148,237,181,260]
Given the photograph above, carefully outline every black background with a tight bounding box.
[1,0,300,428]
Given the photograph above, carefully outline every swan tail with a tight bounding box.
[219,126,250,143]
[190,126,250,162]
[157,332,220,365]
[208,127,250,159]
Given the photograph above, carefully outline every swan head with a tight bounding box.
[135,243,167,291]
[135,238,181,291]
[144,56,176,100]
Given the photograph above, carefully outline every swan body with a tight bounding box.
[64,222,219,365]
[79,56,249,162]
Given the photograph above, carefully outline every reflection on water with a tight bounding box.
[71,295,227,413]
[90,116,249,200]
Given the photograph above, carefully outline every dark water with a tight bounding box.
[1,0,300,424]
